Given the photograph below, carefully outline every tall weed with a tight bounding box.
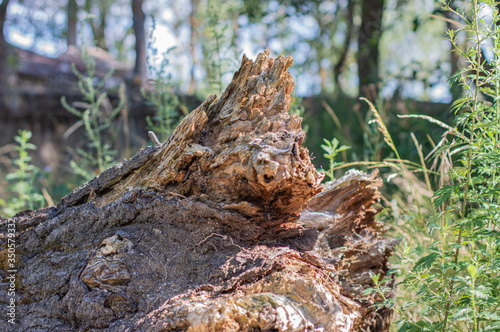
[357,2,500,330]
[200,0,239,95]
[142,24,187,142]
[61,49,125,181]
[0,130,45,217]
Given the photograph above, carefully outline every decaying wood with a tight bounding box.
[0,50,398,331]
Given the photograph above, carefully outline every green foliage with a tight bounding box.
[143,63,182,141]
[363,271,397,309]
[320,137,349,181]
[61,49,125,181]
[200,0,240,95]
[1,130,45,217]
[353,1,500,330]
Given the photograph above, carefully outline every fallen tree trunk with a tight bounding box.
[0,50,399,331]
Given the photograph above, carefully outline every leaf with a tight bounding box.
[25,143,37,151]
[472,285,490,299]
[458,296,470,305]
[451,308,471,321]
[467,264,477,278]
[413,252,439,271]
[362,287,375,295]
[480,311,500,320]
[432,185,456,207]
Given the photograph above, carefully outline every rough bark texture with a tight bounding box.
[0,50,398,331]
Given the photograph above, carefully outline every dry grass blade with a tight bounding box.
[398,114,468,141]
[411,132,432,192]
[361,97,396,152]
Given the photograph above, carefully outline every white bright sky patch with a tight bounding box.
[7,1,24,15]
[160,8,174,22]
[292,16,319,40]
[429,85,450,102]
[37,41,57,55]
[149,24,177,58]
[9,30,33,48]
[3,0,453,102]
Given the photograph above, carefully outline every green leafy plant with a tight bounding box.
[143,66,183,142]
[61,49,125,181]
[357,1,500,330]
[201,0,239,95]
[320,137,350,181]
[1,130,45,217]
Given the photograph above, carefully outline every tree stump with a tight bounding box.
[0,50,399,331]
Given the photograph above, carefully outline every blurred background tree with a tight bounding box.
[0,0,467,199]
[0,0,11,81]
[0,0,459,98]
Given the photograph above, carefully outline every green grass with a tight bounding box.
[331,2,500,330]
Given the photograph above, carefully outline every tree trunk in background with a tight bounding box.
[357,0,384,98]
[188,0,198,94]
[132,0,146,86]
[0,0,9,43]
[94,1,109,50]
[84,0,109,51]
[445,0,461,102]
[0,0,12,101]
[0,0,10,64]
[334,0,355,92]
[0,50,398,331]
[67,0,78,46]
[313,14,328,92]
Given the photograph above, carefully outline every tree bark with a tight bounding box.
[0,0,14,111]
[188,0,199,95]
[67,0,78,46]
[0,51,398,331]
[0,0,9,41]
[0,0,10,70]
[334,0,355,91]
[83,0,109,51]
[132,0,146,86]
[357,0,385,97]
[86,0,109,51]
